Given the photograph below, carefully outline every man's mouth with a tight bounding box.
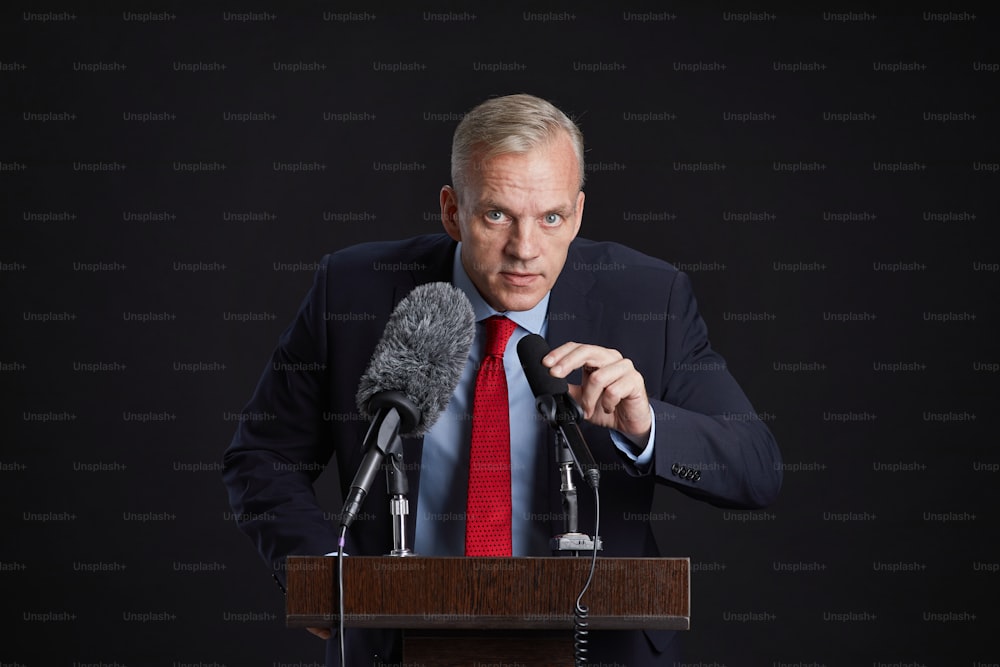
[500,272,540,287]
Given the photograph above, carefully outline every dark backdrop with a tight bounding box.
[2,5,997,666]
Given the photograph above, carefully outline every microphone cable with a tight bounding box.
[337,524,347,667]
[574,487,600,667]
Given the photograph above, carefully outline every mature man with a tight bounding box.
[223,94,782,665]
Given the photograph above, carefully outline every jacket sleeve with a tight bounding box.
[646,271,782,508]
[221,256,339,586]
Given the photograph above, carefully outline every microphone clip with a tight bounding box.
[534,394,600,490]
[339,391,421,532]
[535,393,583,428]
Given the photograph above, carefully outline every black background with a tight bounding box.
[2,5,997,666]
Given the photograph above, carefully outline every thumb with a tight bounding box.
[565,383,589,418]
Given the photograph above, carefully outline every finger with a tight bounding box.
[542,342,585,377]
[597,366,652,437]
[544,343,623,378]
[597,373,643,415]
[578,359,636,415]
[571,374,637,424]
[566,383,585,416]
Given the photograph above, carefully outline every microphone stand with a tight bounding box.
[534,395,602,556]
[385,439,415,557]
[550,436,602,555]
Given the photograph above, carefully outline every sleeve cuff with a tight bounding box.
[610,404,656,470]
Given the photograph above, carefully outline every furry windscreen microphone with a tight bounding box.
[355,282,475,436]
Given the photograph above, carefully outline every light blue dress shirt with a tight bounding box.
[414,244,654,556]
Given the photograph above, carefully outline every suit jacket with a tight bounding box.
[222,233,782,666]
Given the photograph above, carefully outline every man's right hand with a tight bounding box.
[306,627,331,640]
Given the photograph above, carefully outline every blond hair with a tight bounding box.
[450,94,585,195]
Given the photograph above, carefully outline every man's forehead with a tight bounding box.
[460,173,578,208]
[468,189,578,211]
[468,148,577,187]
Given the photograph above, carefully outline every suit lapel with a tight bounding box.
[547,241,602,349]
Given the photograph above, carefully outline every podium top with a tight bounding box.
[285,556,689,631]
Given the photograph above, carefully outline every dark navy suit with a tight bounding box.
[223,233,782,665]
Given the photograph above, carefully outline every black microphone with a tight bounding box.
[340,282,475,529]
[517,334,600,490]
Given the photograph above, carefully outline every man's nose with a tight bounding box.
[506,219,539,259]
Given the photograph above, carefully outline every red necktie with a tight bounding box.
[465,315,518,556]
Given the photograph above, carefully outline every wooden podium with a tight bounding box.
[286,555,689,666]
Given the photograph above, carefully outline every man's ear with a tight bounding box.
[440,185,462,241]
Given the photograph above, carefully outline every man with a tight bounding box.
[223,94,782,665]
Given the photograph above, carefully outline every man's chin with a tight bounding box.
[492,289,546,314]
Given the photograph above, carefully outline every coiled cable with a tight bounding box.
[574,488,600,667]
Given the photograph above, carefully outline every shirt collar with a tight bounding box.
[452,242,550,335]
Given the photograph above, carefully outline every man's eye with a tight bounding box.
[485,210,505,222]
[543,213,561,225]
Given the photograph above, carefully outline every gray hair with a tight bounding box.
[450,94,585,196]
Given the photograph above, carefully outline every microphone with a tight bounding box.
[516,334,600,490]
[340,282,475,529]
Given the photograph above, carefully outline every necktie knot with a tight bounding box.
[484,316,517,359]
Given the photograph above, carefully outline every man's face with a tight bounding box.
[440,132,585,313]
